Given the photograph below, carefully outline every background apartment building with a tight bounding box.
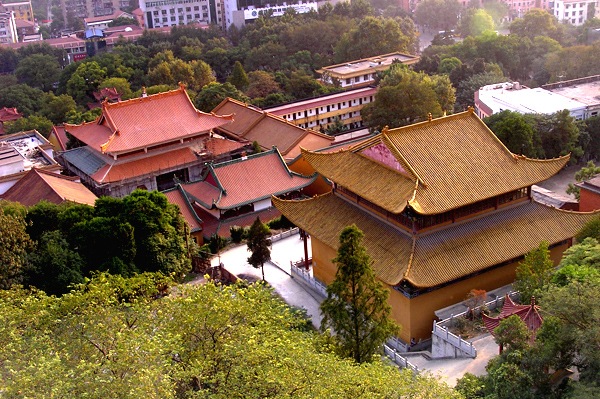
[0,0,33,21]
[0,11,17,43]
[139,0,220,28]
[59,0,123,21]
[553,0,599,26]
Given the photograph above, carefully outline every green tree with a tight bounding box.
[0,84,46,116]
[246,217,271,281]
[41,93,78,124]
[361,67,452,130]
[5,115,53,137]
[334,16,417,62]
[0,274,460,398]
[552,237,600,286]
[66,61,108,105]
[98,77,133,100]
[194,82,249,112]
[246,70,282,98]
[460,8,495,37]
[414,0,461,31]
[566,161,600,200]
[320,224,399,363]
[15,54,61,91]
[576,216,600,242]
[26,230,85,296]
[108,16,139,26]
[484,110,537,157]
[0,211,33,289]
[514,241,554,302]
[228,60,249,91]
[494,314,531,353]
[509,9,564,42]
[189,59,216,91]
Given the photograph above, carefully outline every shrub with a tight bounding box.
[230,225,246,243]
[267,215,295,230]
[208,234,228,254]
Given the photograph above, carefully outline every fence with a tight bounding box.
[431,321,477,358]
[269,227,300,244]
[436,291,520,329]
[383,344,419,373]
[290,262,327,297]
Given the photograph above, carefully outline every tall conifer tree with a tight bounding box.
[246,217,271,281]
[320,224,399,363]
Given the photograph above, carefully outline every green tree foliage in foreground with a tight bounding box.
[0,274,460,399]
[320,224,400,363]
[0,211,33,289]
[246,217,271,281]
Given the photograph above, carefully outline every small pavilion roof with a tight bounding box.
[273,193,599,288]
[212,98,333,160]
[482,295,544,339]
[65,86,233,155]
[182,148,316,210]
[1,168,97,206]
[301,110,569,215]
[0,107,22,122]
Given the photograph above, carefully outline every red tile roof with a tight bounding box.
[0,107,22,122]
[65,86,234,154]
[48,125,68,151]
[163,186,203,233]
[483,295,543,341]
[182,149,316,210]
[1,168,97,206]
[92,147,199,183]
[212,98,333,158]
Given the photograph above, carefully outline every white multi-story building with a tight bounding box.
[553,0,599,25]
[223,0,317,29]
[0,11,17,44]
[139,0,223,28]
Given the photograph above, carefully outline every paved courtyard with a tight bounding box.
[210,232,502,386]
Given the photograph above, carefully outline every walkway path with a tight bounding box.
[210,232,498,386]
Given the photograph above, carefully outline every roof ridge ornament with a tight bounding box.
[427,113,432,122]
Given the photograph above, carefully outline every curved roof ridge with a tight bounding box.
[403,235,418,280]
[533,200,600,215]
[350,134,382,152]
[380,133,422,185]
[272,190,333,205]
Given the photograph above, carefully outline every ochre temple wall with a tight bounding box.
[579,188,600,212]
[310,236,571,344]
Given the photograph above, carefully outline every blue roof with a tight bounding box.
[62,147,107,176]
[85,28,104,39]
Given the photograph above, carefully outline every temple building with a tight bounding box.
[274,109,599,342]
[60,86,250,197]
[211,98,334,163]
[164,148,316,240]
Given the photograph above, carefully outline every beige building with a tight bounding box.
[0,0,33,21]
[317,52,420,89]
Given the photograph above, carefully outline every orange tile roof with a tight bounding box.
[49,125,68,151]
[302,110,569,215]
[274,193,600,288]
[91,147,198,183]
[65,86,233,154]
[163,186,203,233]
[182,149,316,210]
[212,98,333,158]
[194,205,281,238]
[1,168,97,206]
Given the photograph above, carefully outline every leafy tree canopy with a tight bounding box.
[0,274,460,398]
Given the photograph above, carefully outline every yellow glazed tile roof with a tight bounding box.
[301,110,569,215]
[273,193,599,288]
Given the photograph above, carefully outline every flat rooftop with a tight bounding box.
[0,132,53,172]
[318,52,419,77]
[478,83,587,114]
[546,78,600,106]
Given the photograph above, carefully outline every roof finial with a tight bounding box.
[382,125,389,135]
[427,113,432,122]
[468,106,474,113]
[141,86,147,98]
